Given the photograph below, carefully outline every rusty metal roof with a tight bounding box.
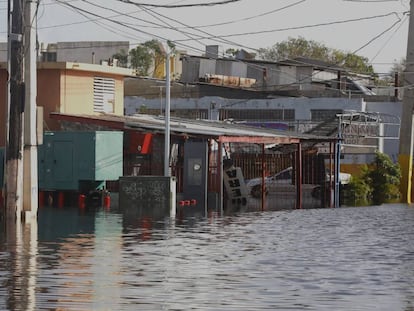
[50,112,337,145]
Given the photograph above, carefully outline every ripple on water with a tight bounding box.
[0,204,413,310]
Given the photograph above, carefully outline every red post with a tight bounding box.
[78,194,86,209]
[104,194,111,209]
[39,191,44,207]
[58,192,64,208]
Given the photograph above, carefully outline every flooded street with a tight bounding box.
[1,203,414,310]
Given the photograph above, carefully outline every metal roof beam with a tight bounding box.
[218,136,300,144]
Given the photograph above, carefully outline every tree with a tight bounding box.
[112,49,128,68]
[258,37,329,61]
[346,152,401,205]
[369,58,405,86]
[331,51,374,75]
[257,36,374,75]
[365,152,401,204]
[129,40,176,77]
[385,57,406,84]
[225,48,239,58]
[390,57,405,75]
[129,44,153,76]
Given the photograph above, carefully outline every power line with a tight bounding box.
[53,0,259,57]
[343,0,400,2]
[66,0,310,59]
[130,1,262,52]
[58,1,142,41]
[370,13,409,63]
[77,0,215,50]
[41,0,405,84]
[174,12,404,42]
[164,0,308,29]
[70,0,261,54]
[53,0,208,55]
[2,0,406,86]
[117,0,242,8]
[353,14,403,55]
[255,15,406,92]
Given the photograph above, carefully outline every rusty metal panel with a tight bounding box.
[204,74,256,88]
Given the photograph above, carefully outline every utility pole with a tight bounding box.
[150,85,165,115]
[6,0,25,220]
[164,49,171,177]
[23,0,38,219]
[399,0,414,203]
[5,0,38,221]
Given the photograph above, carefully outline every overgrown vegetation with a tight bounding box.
[344,152,401,205]
[113,40,176,77]
[257,36,375,75]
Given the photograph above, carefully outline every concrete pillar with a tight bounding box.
[398,0,414,203]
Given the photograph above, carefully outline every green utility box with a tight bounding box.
[39,131,123,191]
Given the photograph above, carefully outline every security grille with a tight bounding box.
[94,77,115,113]
[220,109,295,121]
[311,109,342,121]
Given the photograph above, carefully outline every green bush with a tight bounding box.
[344,152,401,205]
[366,152,401,204]
[343,169,372,206]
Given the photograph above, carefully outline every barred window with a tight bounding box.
[311,109,342,121]
[136,109,209,120]
[219,109,295,121]
[94,77,115,113]
[173,109,209,119]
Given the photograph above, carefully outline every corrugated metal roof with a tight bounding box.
[50,112,336,145]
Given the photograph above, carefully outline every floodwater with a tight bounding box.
[1,202,414,311]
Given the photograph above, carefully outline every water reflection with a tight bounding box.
[0,220,37,311]
[37,207,124,310]
[0,204,414,310]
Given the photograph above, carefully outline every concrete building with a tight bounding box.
[0,61,134,146]
[40,41,130,65]
[37,41,185,81]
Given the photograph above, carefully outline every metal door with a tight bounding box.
[183,141,208,213]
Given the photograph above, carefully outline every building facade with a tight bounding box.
[40,41,130,65]
[0,61,133,146]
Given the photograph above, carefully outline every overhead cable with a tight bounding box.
[174,12,404,42]
[118,0,242,8]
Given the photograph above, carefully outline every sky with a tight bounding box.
[0,0,410,77]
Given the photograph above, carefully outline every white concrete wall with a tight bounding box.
[124,96,366,120]
[124,96,401,161]
[56,41,129,64]
[366,101,402,162]
[0,42,7,62]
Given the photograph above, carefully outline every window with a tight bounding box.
[311,109,342,121]
[219,109,295,121]
[94,77,115,113]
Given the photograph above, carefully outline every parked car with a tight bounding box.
[245,167,295,198]
[246,166,351,199]
[311,171,351,199]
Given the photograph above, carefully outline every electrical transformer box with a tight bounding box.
[39,131,123,191]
